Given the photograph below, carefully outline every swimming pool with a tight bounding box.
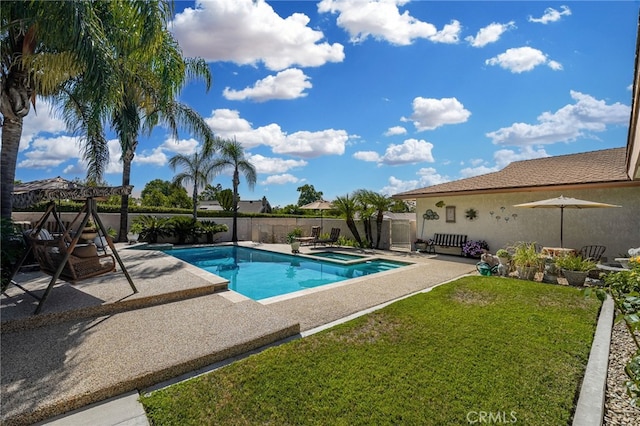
[167,245,410,300]
[307,251,368,262]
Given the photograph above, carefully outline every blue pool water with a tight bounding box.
[167,246,409,300]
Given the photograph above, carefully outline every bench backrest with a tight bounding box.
[433,233,468,247]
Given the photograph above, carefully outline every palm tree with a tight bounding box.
[333,194,363,247]
[354,189,375,248]
[360,190,392,249]
[57,3,216,241]
[1,0,117,219]
[211,138,257,243]
[170,150,217,220]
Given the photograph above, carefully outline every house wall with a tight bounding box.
[414,186,640,260]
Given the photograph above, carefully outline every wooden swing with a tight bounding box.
[12,198,138,314]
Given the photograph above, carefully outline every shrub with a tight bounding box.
[130,215,172,244]
[554,254,596,272]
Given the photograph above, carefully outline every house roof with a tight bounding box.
[394,147,636,199]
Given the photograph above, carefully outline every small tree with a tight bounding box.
[297,184,323,206]
[211,138,257,243]
[333,194,363,247]
[170,150,217,220]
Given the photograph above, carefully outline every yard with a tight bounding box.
[141,276,601,425]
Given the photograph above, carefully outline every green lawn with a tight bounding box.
[141,276,601,425]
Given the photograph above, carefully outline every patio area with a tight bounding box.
[1,243,476,425]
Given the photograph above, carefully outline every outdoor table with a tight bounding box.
[541,247,577,257]
[295,236,316,245]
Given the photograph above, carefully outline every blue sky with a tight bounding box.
[15,1,639,207]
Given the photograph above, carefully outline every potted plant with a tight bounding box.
[80,219,98,241]
[414,238,428,252]
[554,254,597,286]
[510,242,541,281]
[496,249,511,265]
[287,228,303,253]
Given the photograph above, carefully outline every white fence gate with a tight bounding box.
[389,219,414,252]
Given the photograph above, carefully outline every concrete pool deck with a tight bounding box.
[1,242,476,425]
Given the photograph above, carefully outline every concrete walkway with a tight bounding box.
[2,243,476,425]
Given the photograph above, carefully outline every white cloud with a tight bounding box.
[171,0,344,71]
[20,99,67,151]
[380,138,434,165]
[206,109,350,158]
[129,137,201,168]
[459,146,549,178]
[223,68,312,102]
[528,5,571,24]
[401,97,471,131]
[134,148,168,167]
[381,168,449,195]
[384,126,407,136]
[159,138,200,155]
[18,136,81,169]
[318,0,460,45]
[261,174,300,185]
[247,154,307,174]
[353,151,380,162]
[486,91,630,146]
[485,46,561,73]
[354,139,434,165]
[465,21,516,47]
[459,164,497,178]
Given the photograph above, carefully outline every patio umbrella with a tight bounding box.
[300,199,334,230]
[513,195,620,248]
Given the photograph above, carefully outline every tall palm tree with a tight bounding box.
[170,150,217,220]
[57,3,216,241]
[211,138,257,243]
[1,0,117,219]
[333,194,363,247]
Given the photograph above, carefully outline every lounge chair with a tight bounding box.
[295,226,321,245]
[579,245,606,262]
[314,228,341,247]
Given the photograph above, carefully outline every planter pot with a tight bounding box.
[80,230,98,241]
[614,258,631,269]
[562,269,588,286]
[127,232,139,244]
[498,257,510,266]
[415,243,428,252]
[517,266,537,281]
[290,242,300,253]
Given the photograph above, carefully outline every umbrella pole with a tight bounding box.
[560,207,564,248]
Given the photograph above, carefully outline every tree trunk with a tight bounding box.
[118,144,136,242]
[192,188,198,220]
[0,117,23,220]
[1,66,32,220]
[346,218,363,247]
[375,211,384,249]
[232,170,239,243]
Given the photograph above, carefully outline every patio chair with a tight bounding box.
[314,228,341,247]
[579,245,606,262]
[296,226,321,245]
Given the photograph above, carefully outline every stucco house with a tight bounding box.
[393,35,640,259]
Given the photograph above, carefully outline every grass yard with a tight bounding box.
[141,276,601,425]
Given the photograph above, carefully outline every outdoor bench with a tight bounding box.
[426,233,468,256]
